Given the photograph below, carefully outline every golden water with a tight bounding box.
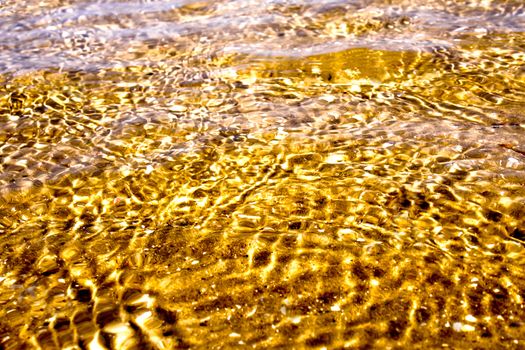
[1,0,525,348]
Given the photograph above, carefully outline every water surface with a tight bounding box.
[1,0,525,348]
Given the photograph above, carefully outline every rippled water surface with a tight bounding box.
[1,0,525,348]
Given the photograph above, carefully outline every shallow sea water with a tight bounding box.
[1,0,525,348]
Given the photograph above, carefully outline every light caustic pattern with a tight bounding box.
[0,0,525,349]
